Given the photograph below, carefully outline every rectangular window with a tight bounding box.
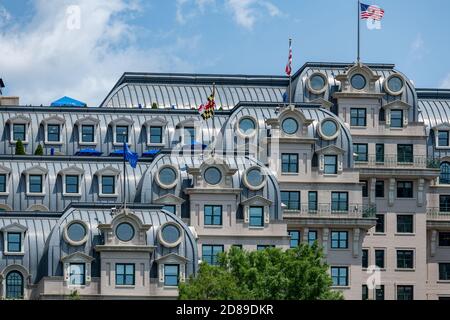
[397,144,413,163]
[376,285,385,300]
[362,285,368,300]
[376,144,385,163]
[231,244,243,250]
[439,232,450,246]
[397,215,413,233]
[375,214,385,233]
[353,144,368,162]
[361,180,368,197]
[162,205,176,215]
[308,230,318,246]
[102,176,115,195]
[204,205,222,226]
[202,245,224,265]
[324,155,337,174]
[397,285,413,300]
[375,180,384,198]
[115,263,135,285]
[350,108,367,127]
[281,153,298,173]
[439,263,450,280]
[281,191,300,210]
[65,175,79,194]
[257,245,275,250]
[331,231,348,249]
[81,125,95,143]
[397,181,413,198]
[7,233,21,252]
[116,126,129,144]
[0,174,6,193]
[288,230,300,248]
[13,124,26,141]
[397,250,414,269]
[391,109,403,128]
[69,263,85,285]
[249,206,264,227]
[308,191,318,212]
[331,267,348,286]
[150,126,163,144]
[439,131,449,147]
[439,195,450,212]
[331,192,348,212]
[184,127,195,144]
[47,124,61,142]
[375,250,385,269]
[164,264,179,286]
[29,175,43,193]
[362,249,368,268]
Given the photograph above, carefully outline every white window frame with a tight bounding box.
[95,166,120,197]
[145,117,167,147]
[1,223,27,256]
[241,195,272,228]
[315,145,345,175]
[61,252,94,287]
[23,166,48,196]
[155,253,188,287]
[59,166,84,197]
[0,165,11,196]
[7,115,31,144]
[110,117,134,146]
[383,101,412,129]
[42,116,65,145]
[433,123,450,150]
[75,116,100,146]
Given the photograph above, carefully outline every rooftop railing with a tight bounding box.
[283,203,376,219]
[426,207,450,221]
[354,154,440,169]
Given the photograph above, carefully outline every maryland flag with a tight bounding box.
[198,85,215,120]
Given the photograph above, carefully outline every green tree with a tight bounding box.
[15,139,26,155]
[34,144,44,155]
[151,102,158,109]
[179,244,343,300]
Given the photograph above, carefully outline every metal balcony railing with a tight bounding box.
[354,154,440,169]
[283,203,376,218]
[427,207,450,220]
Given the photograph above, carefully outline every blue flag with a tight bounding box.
[123,143,138,168]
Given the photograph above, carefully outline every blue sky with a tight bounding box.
[0,0,449,106]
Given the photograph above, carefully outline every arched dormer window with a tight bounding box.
[440,162,450,184]
[109,117,134,146]
[22,166,48,196]
[175,118,201,145]
[1,265,30,299]
[7,115,31,144]
[1,223,27,255]
[58,166,84,196]
[75,116,100,146]
[26,204,49,211]
[95,166,121,197]
[0,165,11,195]
[41,115,65,145]
[144,117,168,146]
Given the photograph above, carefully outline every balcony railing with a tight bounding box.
[283,203,376,218]
[427,207,450,221]
[354,154,440,169]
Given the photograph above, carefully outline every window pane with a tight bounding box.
[397,215,413,233]
[397,144,413,163]
[13,124,26,141]
[249,206,264,227]
[102,176,115,194]
[375,214,385,233]
[354,144,368,162]
[0,174,6,193]
[116,126,129,143]
[308,192,317,211]
[150,126,163,144]
[164,265,179,286]
[65,175,79,194]
[7,233,21,252]
[47,124,60,142]
[288,230,300,248]
[391,110,403,128]
[81,125,94,143]
[376,144,385,162]
[29,175,42,193]
[438,131,449,147]
[204,205,222,225]
[69,263,85,285]
[324,155,337,174]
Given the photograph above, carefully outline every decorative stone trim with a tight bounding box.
[63,220,89,246]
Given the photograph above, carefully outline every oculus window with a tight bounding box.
[350,74,366,90]
[238,118,256,136]
[204,167,222,185]
[66,222,87,243]
[116,222,134,242]
[309,74,326,91]
[387,76,404,93]
[281,118,298,135]
[161,224,182,245]
[320,120,338,138]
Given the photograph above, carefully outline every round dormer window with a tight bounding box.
[64,221,89,246]
[385,75,404,95]
[351,74,366,90]
[238,117,256,137]
[158,222,183,248]
[204,167,222,185]
[307,73,328,94]
[282,118,298,135]
[156,165,179,189]
[244,167,266,190]
[319,118,340,140]
[116,222,134,242]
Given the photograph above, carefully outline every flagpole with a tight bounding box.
[288,38,292,105]
[123,143,127,211]
[212,82,216,156]
[357,0,361,64]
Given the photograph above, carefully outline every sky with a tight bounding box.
[0,0,449,106]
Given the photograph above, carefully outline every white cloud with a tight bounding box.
[225,0,282,30]
[0,0,196,106]
[0,4,11,27]
[441,74,450,89]
[409,33,427,61]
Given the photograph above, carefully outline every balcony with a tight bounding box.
[427,207,450,221]
[354,154,440,169]
[283,203,376,219]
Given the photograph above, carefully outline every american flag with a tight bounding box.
[285,39,292,77]
[360,3,385,21]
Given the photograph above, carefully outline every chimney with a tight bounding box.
[0,79,20,106]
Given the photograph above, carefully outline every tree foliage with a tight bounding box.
[179,244,343,300]
[34,144,44,155]
[15,139,26,155]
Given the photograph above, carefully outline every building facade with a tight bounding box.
[0,61,449,300]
